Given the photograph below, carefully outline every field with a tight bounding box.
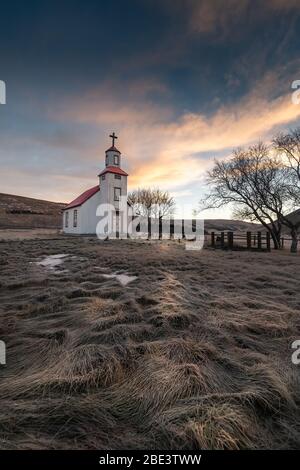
[0,235,300,449]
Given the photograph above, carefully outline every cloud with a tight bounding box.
[188,0,249,35]
[49,70,300,193]
[3,67,299,204]
[184,0,300,37]
[53,78,173,127]
[127,96,300,188]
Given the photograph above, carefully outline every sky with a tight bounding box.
[1,0,300,218]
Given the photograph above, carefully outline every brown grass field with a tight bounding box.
[0,235,300,449]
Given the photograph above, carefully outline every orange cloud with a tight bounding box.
[3,74,300,205]
[51,74,300,193]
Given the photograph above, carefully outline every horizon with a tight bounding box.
[1,0,300,218]
[0,189,264,222]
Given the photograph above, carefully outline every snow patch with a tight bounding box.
[34,254,69,271]
[102,273,137,287]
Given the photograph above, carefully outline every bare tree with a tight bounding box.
[201,143,292,250]
[273,129,300,252]
[273,129,300,208]
[273,128,300,188]
[128,188,176,219]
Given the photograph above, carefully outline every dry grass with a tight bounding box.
[0,237,300,449]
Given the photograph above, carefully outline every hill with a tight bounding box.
[204,219,261,233]
[0,193,66,229]
[0,193,270,233]
[285,208,300,226]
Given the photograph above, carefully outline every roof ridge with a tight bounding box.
[106,145,121,153]
[98,166,129,177]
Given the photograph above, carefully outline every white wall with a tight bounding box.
[63,169,128,235]
[105,149,121,167]
[99,172,127,210]
[63,207,81,234]
[79,191,102,234]
[63,191,102,234]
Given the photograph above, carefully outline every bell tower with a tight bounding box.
[105,132,121,167]
[98,132,128,210]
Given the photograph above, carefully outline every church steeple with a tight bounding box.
[105,132,121,167]
[110,132,117,147]
[98,133,128,218]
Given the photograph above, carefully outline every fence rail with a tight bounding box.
[209,231,300,251]
[210,231,271,251]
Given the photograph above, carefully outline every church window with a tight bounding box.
[114,155,119,165]
[102,175,106,180]
[114,174,121,179]
[65,211,69,228]
[114,187,121,201]
[73,210,78,227]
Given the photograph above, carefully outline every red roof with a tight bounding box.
[98,166,128,177]
[64,185,100,210]
[105,145,121,153]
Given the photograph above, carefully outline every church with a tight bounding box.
[63,133,128,235]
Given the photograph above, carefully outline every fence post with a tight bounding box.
[281,237,285,249]
[266,232,271,252]
[211,232,215,247]
[247,231,252,250]
[148,217,151,240]
[170,218,174,239]
[182,219,185,239]
[221,232,225,249]
[228,231,234,249]
[257,231,262,250]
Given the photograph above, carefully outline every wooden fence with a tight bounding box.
[126,218,298,251]
[209,231,300,251]
[210,231,271,251]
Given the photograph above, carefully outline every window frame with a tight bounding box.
[65,211,69,228]
[114,187,121,201]
[73,209,78,228]
[114,174,121,179]
[114,154,119,165]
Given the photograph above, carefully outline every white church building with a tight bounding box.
[63,133,128,235]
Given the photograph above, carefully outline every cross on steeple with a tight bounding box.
[109,132,118,147]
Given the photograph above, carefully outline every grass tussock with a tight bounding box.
[0,238,300,449]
